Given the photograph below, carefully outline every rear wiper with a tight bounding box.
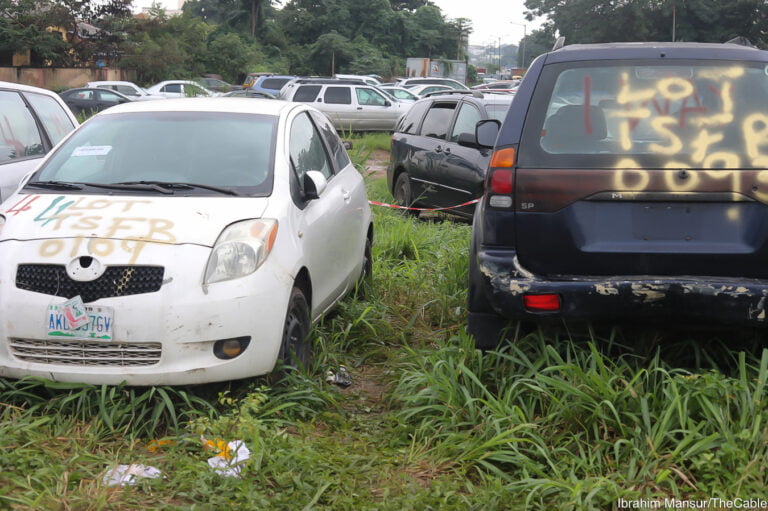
[117,181,241,196]
[25,180,85,190]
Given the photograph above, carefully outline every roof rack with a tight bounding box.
[422,90,475,98]
[292,77,369,85]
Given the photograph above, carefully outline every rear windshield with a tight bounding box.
[34,112,276,195]
[519,60,768,169]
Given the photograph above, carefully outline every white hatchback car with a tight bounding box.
[146,80,218,98]
[0,98,372,385]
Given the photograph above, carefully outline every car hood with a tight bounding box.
[0,194,270,247]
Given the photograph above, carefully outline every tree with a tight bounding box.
[524,0,768,48]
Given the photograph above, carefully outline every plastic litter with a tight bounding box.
[102,464,162,486]
[202,437,250,478]
[326,365,352,387]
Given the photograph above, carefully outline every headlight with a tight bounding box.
[204,219,278,284]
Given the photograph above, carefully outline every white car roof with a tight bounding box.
[87,80,141,86]
[95,97,302,117]
[1,80,59,96]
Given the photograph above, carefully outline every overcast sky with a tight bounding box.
[431,0,543,47]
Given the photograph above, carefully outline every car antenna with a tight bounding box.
[552,36,566,51]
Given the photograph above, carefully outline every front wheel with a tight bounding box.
[279,287,311,370]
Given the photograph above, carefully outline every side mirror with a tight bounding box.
[384,100,391,107]
[457,132,479,149]
[476,119,501,148]
[303,170,328,200]
[342,140,353,150]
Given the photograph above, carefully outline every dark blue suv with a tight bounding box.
[468,40,768,348]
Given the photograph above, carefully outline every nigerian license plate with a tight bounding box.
[47,302,114,341]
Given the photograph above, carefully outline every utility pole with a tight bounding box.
[511,21,527,69]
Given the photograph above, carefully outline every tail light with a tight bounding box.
[487,147,516,208]
[524,294,561,312]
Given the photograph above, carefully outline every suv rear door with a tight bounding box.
[514,59,768,279]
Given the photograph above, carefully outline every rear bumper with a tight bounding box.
[475,248,768,326]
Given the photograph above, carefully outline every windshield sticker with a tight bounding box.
[72,146,112,157]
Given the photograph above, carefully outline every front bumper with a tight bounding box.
[0,241,292,385]
[476,248,768,326]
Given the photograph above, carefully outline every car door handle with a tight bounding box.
[342,189,351,201]
[357,107,363,110]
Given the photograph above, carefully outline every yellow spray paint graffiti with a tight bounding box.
[4,195,177,264]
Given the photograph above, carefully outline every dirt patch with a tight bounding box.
[363,149,390,178]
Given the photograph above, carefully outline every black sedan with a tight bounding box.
[59,87,133,116]
[388,91,513,218]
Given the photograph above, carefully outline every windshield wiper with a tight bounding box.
[25,180,85,190]
[117,181,241,196]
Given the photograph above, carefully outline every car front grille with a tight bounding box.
[9,338,162,367]
[16,264,165,302]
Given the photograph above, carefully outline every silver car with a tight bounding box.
[280,78,410,132]
[0,81,78,203]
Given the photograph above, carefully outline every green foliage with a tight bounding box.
[524,0,768,49]
[1,151,766,508]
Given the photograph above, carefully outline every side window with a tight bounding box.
[356,88,387,106]
[23,92,75,146]
[289,112,333,186]
[98,91,123,104]
[186,84,208,97]
[163,84,181,93]
[293,85,321,102]
[449,103,482,142]
[0,90,45,163]
[116,85,139,97]
[261,78,290,90]
[397,100,430,134]
[324,87,352,105]
[420,102,457,140]
[310,110,351,171]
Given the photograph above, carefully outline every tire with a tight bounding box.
[355,237,373,299]
[394,172,419,217]
[279,287,311,370]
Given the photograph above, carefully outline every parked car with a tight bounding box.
[196,77,235,92]
[467,39,768,348]
[397,77,469,90]
[334,74,382,86]
[0,98,373,385]
[59,87,133,116]
[0,81,78,203]
[243,74,298,96]
[280,78,409,132]
[471,80,520,93]
[388,91,514,218]
[407,84,454,98]
[86,81,163,101]
[145,80,217,98]
[379,86,420,103]
[224,89,276,99]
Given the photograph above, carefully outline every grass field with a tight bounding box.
[1,134,767,510]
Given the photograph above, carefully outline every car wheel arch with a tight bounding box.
[294,266,313,313]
